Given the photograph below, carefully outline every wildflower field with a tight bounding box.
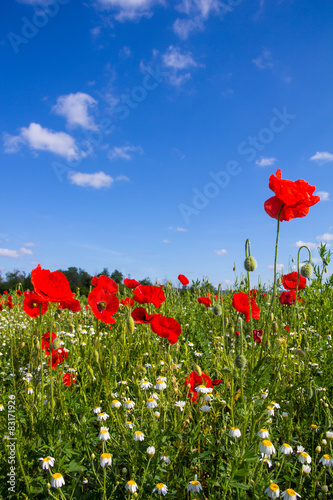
[1,170,333,499]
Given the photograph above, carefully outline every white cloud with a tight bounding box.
[108,145,143,161]
[163,45,197,70]
[268,263,284,271]
[310,151,333,163]
[69,171,114,189]
[4,123,80,160]
[172,17,203,39]
[214,249,228,255]
[294,240,318,251]
[162,239,170,243]
[176,227,188,232]
[52,92,98,130]
[115,175,129,181]
[315,191,330,201]
[256,157,276,167]
[24,242,35,247]
[316,233,333,242]
[252,50,273,70]
[90,26,102,38]
[0,247,33,258]
[96,0,162,21]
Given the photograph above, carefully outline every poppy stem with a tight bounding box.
[294,245,311,344]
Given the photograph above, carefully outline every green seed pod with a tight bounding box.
[230,326,235,335]
[112,355,117,366]
[93,349,99,363]
[126,316,135,334]
[52,338,62,350]
[296,349,306,359]
[212,305,222,316]
[301,263,312,278]
[20,342,25,349]
[272,321,279,333]
[277,277,282,286]
[270,312,275,322]
[307,380,314,399]
[303,312,307,321]
[234,354,247,369]
[244,256,257,272]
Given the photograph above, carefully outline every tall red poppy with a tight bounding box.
[131,307,160,324]
[232,292,260,322]
[31,265,75,302]
[279,291,298,305]
[41,331,57,355]
[62,373,75,386]
[23,291,48,318]
[132,285,166,308]
[48,348,69,369]
[264,169,320,221]
[252,329,263,343]
[88,284,119,324]
[198,296,212,307]
[121,297,135,307]
[150,316,181,344]
[94,275,118,294]
[282,272,306,291]
[178,274,189,286]
[184,371,223,402]
[124,278,141,289]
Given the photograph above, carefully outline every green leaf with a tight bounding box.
[229,481,249,490]
[233,469,250,477]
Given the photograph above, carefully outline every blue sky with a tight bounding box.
[1,0,332,287]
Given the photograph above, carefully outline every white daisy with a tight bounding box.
[133,431,144,441]
[264,483,280,499]
[100,453,112,468]
[153,483,168,496]
[125,480,138,493]
[51,473,65,488]
[38,456,55,470]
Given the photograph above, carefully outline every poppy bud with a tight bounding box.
[192,362,202,377]
[126,316,135,334]
[20,342,25,349]
[93,350,99,363]
[233,265,236,272]
[272,321,279,333]
[122,468,128,475]
[212,305,222,316]
[270,313,275,322]
[244,256,257,272]
[307,380,314,399]
[230,326,235,335]
[303,312,307,320]
[296,349,306,359]
[301,263,312,278]
[35,338,40,350]
[52,338,62,350]
[234,354,247,369]
[112,355,117,366]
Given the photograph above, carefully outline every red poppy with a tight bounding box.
[285,325,290,333]
[121,297,135,307]
[16,290,22,297]
[282,272,306,291]
[7,298,14,310]
[48,348,68,368]
[3,291,8,295]
[41,331,57,355]
[62,373,75,386]
[250,289,257,298]
[95,275,118,294]
[264,169,320,221]
[124,278,141,289]
[178,274,189,286]
[235,330,240,336]
[279,291,298,305]
[184,371,223,403]
[23,291,48,318]
[31,264,75,302]
[131,307,160,324]
[0,303,2,311]
[58,298,81,313]
[132,285,166,308]
[252,329,263,343]
[88,284,119,324]
[150,316,181,344]
[198,296,212,307]
[232,292,260,322]
[91,276,98,286]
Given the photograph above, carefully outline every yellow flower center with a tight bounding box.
[112,400,119,404]
[101,453,111,459]
[262,440,272,447]
[270,484,279,491]
[323,454,331,459]
[43,457,51,462]
[260,428,267,432]
[52,473,62,479]
[286,489,295,495]
[283,443,291,448]
[156,484,164,489]
[128,480,136,485]
[300,452,308,457]
[191,481,199,486]
[311,424,318,429]
[162,453,168,457]
[148,398,154,402]
[230,427,238,431]
[97,300,107,312]
[100,430,107,433]
[157,381,163,384]
[267,406,273,410]
[135,431,142,435]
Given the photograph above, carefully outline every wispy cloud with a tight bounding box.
[24,242,35,247]
[252,50,273,70]
[316,233,333,242]
[69,171,116,189]
[256,156,276,167]
[0,247,33,258]
[108,145,143,161]
[4,123,80,160]
[294,240,318,251]
[161,45,200,87]
[162,239,170,243]
[315,191,330,201]
[95,0,162,22]
[310,151,333,163]
[214,249,228,255]
[268,263,284,271]
[52,92,98,130]
[173,0,221,38]
[176,227,188,232]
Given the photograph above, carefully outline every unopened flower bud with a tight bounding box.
[296,349,306,359]
[272,321,279,333]
[322,485,328,493]
[301,263,312,278]
[93,350,99,363]
[322,439,327,445]
[244,256,257,272]
[316,446,321,453]
[52,338,62,350]
[126,316,135,334]
[212,305,222,316]
[192,362,202,377]
[234,354,247,369]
